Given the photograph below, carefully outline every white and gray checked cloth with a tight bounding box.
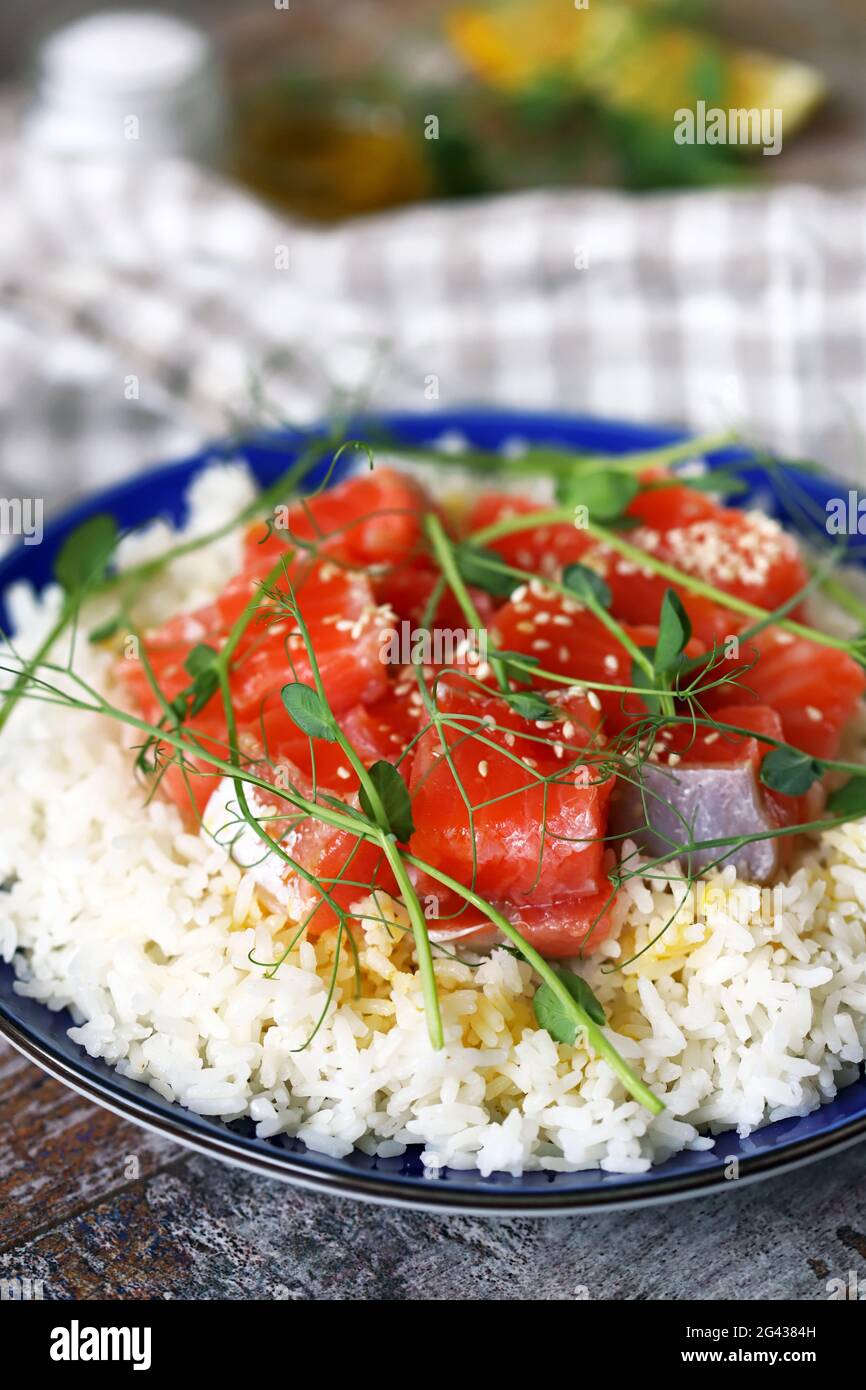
[3,146,866,512]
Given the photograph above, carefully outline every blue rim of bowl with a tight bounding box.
[1,407,864,1214]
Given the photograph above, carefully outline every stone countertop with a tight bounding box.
[2,1041,864,1300]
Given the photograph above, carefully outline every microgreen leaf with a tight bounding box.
[455,543,516,598]
[760,746,823,797]
[280,682,337,742]
[667,470,748,497]
[184,643,220,679]
[493,649,540,686]
[557,469,639,522]
[653,589,692,675]
[533,966,606,1043]
[180,644,220,716]
[562,562,612,611]
[632,650,666,717]
[359,760,415,842]
[88,615,123,643]
[54,514,119,594]
[826,776,866,819]
[494,649,540,668]
[508,691,556,721]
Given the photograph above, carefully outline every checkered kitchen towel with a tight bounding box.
[2,145,866,511]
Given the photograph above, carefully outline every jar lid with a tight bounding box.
[39,11,212,95]
[25,10,224,160]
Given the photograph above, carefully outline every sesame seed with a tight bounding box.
[586,690,602,711]
[806,705,823,722]
[336,766,351,780]
[562,721,576,739]
[478,759,489,777]
[532,639,551,652]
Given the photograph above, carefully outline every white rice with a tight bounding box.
[2,461,866,1176]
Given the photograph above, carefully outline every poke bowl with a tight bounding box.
[2,408,866,1215]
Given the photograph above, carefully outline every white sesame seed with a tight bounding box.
[806,705,823,722]
[586,690,602,711]
[336,766,351,780]
[478,759,489,777]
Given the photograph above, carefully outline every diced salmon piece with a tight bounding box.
[466,491,592,576]
[279,815,399,937]
[588,488,809,629]
[427,886,615,959]
[372,557,496,633]
[710,629,866,761]
[491,587,702,734]
[245,467,430,568]
[408,681,611,913]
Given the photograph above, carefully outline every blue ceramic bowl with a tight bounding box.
[2,409,865,1214]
